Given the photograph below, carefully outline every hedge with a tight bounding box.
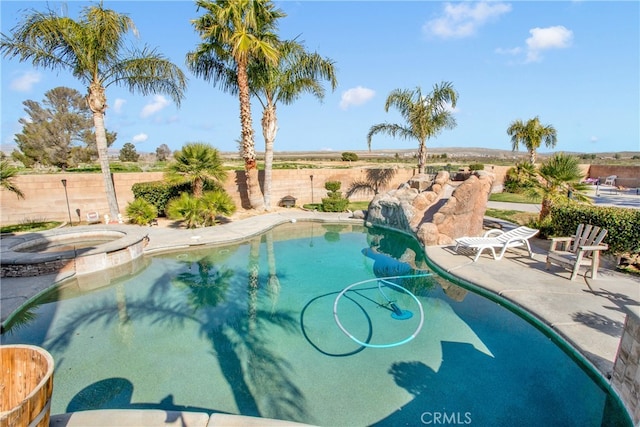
[549,204,640,254]
[131,180,222,216]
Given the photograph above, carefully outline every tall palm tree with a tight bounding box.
[249,40,337,210]
[507,116,557,165]
[0,4,187,219]
[531,152,589,221]
[188,0,285,211]
[166,142,227,198]
[367,82,458,174]
[0,160,25,199]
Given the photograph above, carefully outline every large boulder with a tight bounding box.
[366,170,495,247]
[367,172,449,234]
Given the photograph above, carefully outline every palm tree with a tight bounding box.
[507,116,557,164]
[367,82,458,174]
[188,0,285,211]
[0,160,25,199]
[531,152,589,221]
[1,4,187,219]
[166,142,227,198]
[249,40,337,210]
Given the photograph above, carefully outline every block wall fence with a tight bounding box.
[1,167,426,225]
[1,164,637,226]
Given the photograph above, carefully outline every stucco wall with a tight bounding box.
[588,165,640,188]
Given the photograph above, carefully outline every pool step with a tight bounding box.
[50,409,315,427]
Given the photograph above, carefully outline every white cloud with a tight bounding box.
[132,133,148,143]
[10,71,41,92]
[340,86,375,110]
[140,95,170,118]
[112,98,126,114]
[423,2,512,39]
[525,26,573,62]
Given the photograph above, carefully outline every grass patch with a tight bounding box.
[485,208,537,226]
[1,220,62,234]
[489,192,540,204]
[302,201,370,211]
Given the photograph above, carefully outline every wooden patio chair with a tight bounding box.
[545,224,608,281]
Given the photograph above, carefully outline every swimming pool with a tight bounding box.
[1,222,630,426]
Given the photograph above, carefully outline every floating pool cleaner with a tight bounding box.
[333,274,429,348]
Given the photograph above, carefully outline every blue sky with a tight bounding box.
[2,1,639,156]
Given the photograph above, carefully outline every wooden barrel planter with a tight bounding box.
[0,345,54,427]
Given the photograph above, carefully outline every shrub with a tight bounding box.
[132,180,222,216]
[503,161,537,194]
[548,204,640,254]
[325,180,342,193]
[341,152,359,162]
[469,163,484,171]
[126,198,158,225]
[322,180,349,212]
[166,190,236,228]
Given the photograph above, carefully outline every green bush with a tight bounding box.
[341,152,359,162]
[325,181,342,193]
[126,198,158,225]
[549,204,640,254]
[503,161,537,194]
[321,180,349,212]
[132,180,222,216]
[166,190,236,228]
[321,197,349,212]
[469,163,485,171]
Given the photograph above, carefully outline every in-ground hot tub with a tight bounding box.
[1,226,148,278]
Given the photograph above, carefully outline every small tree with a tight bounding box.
[341,152,358,162]
[503,161,537,194]
[155,144,172,162]
[119,143,140,162]
[321,180,349,212]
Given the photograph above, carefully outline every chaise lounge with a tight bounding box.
[454,226,539,262]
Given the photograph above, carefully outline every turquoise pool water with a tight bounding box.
[1,222,630,426]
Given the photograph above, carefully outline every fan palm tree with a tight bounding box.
[0,160,25,199]
[367,82,458,174]
[249,40,337,210]
[0,4,187,219]
[506,116,557,165]
[531,152,589,221]
[188,0,285,211]
[166,142,227,198]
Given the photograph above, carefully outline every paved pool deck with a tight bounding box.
[1,201,639,426]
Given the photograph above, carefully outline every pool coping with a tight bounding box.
[1,210,638,425]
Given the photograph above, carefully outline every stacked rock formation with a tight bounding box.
[366,170,495,247]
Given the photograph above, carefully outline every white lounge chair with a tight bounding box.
[455,226,539,262]
[546,223,608,281]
